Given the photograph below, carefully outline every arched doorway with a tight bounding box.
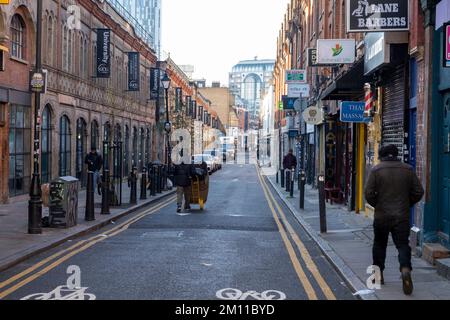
[132,127,138,168]
[124,125,130,177]
[139,127,145,171]
[91,120,99,150]
[76,118,87,187]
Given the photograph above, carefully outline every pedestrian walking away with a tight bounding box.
[85,147,103,193]
[364,144,424,295]
[173,162,193,213]
[283,149,297,171]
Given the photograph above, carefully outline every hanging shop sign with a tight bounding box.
[445,23,450,68]
[150,68,160,100]
[286,70,307,84]
[0,0,10,4]
[340,101,371,123]
[127,52,140,91]
[288,84,310,98]
[307,48,336,67]
[302,106,323,125]
[346,0,409,33]
[30,71,47,93]
[96,29,111,78]
[316,39,356,64]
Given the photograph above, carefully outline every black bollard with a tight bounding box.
[150,165,156,196]
[318,175,327,233]
[156,165,162,194]
[276,171,279,184]
[129,167,138,204]
[101,169,110,215]
[280,169,285,188]
[290,169,294,198]
[140,167,147,200]
[85,171,95,221]
[286,170,291,193]
[299,170,306,210]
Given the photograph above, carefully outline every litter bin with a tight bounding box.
[49,176,79,228]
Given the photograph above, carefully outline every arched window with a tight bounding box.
[59,116,71,176]
[76,118,87,187]
[91,120,99,150]
[46,15,54,65]
[103,122,111,142]
[123,125,130,177]
[10,14,26,60]
[41,105,52,183]
[132,127,138,168]
[62,25,68,71]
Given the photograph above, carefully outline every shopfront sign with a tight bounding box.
[288,84,310,98]
[340,101,371,123]
[445,23,450,68]
[316,39,356,64]
[286,70,307,84]
[302,106,323,125]
[346,0,409,33]
[30,71,46,93]
[282,96,297,110]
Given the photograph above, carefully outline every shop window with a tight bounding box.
[41,105,52,184]
[59,115,71,177]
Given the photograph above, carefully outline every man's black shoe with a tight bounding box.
[401,268,413,295]
[177,207,181,213]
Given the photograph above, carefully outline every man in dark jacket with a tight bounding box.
[174,162,192,213]
[283,149,297,170]
[85,147,103,190]
[364,144,424,295]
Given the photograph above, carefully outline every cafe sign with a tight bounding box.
[302,106,323,125]
[316,39,356,64]
[346,0,409,33]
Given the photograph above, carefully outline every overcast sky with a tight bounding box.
[161,0,289,86]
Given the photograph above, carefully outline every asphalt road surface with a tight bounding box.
[0,164,355,300]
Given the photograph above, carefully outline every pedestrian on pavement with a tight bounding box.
[283,149,297,170]
[85,147,103,192]
[364,144,424,295]
[174,161,192,213]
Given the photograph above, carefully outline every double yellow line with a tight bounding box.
[256,166,336,300]
[0,196,176,299]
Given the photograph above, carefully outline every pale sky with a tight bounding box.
[161,0,290,86]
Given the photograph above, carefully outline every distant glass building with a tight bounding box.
[114,0,161,57]
[229,58,275,119]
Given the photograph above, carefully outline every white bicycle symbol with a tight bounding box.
[216,288,286,300]
[21,286,96,300]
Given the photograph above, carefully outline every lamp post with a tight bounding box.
[161,73,172,167]
[28,0,43,234]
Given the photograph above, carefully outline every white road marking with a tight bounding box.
[216,288,286,300]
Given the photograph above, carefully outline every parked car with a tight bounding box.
[192,154,215,175]
[203,149,222,170]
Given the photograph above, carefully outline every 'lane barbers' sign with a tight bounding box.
[150,68,160,100]
[96,29,111,78]
[346,0,409,33]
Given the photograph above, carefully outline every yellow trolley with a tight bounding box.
[190,173,209,210]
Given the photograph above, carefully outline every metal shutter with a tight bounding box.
[382,64,407,160]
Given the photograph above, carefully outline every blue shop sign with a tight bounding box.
[282,95,297,110]
[340,101,371,123]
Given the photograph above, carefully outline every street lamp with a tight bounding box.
[29,0,43,234]
[162,73,171,166]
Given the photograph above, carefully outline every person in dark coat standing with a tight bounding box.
[364,144,424,295]
[283,149,297,170]
[85,147,103,191]
[174,162,192,213]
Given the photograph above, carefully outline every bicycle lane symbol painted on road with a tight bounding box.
[216,288,287,300]
[20,265,96,300]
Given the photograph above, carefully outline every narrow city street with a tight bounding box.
[0,163,354,300]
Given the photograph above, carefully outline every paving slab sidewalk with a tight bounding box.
[0,182,176,273]
[262,167,450,300]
